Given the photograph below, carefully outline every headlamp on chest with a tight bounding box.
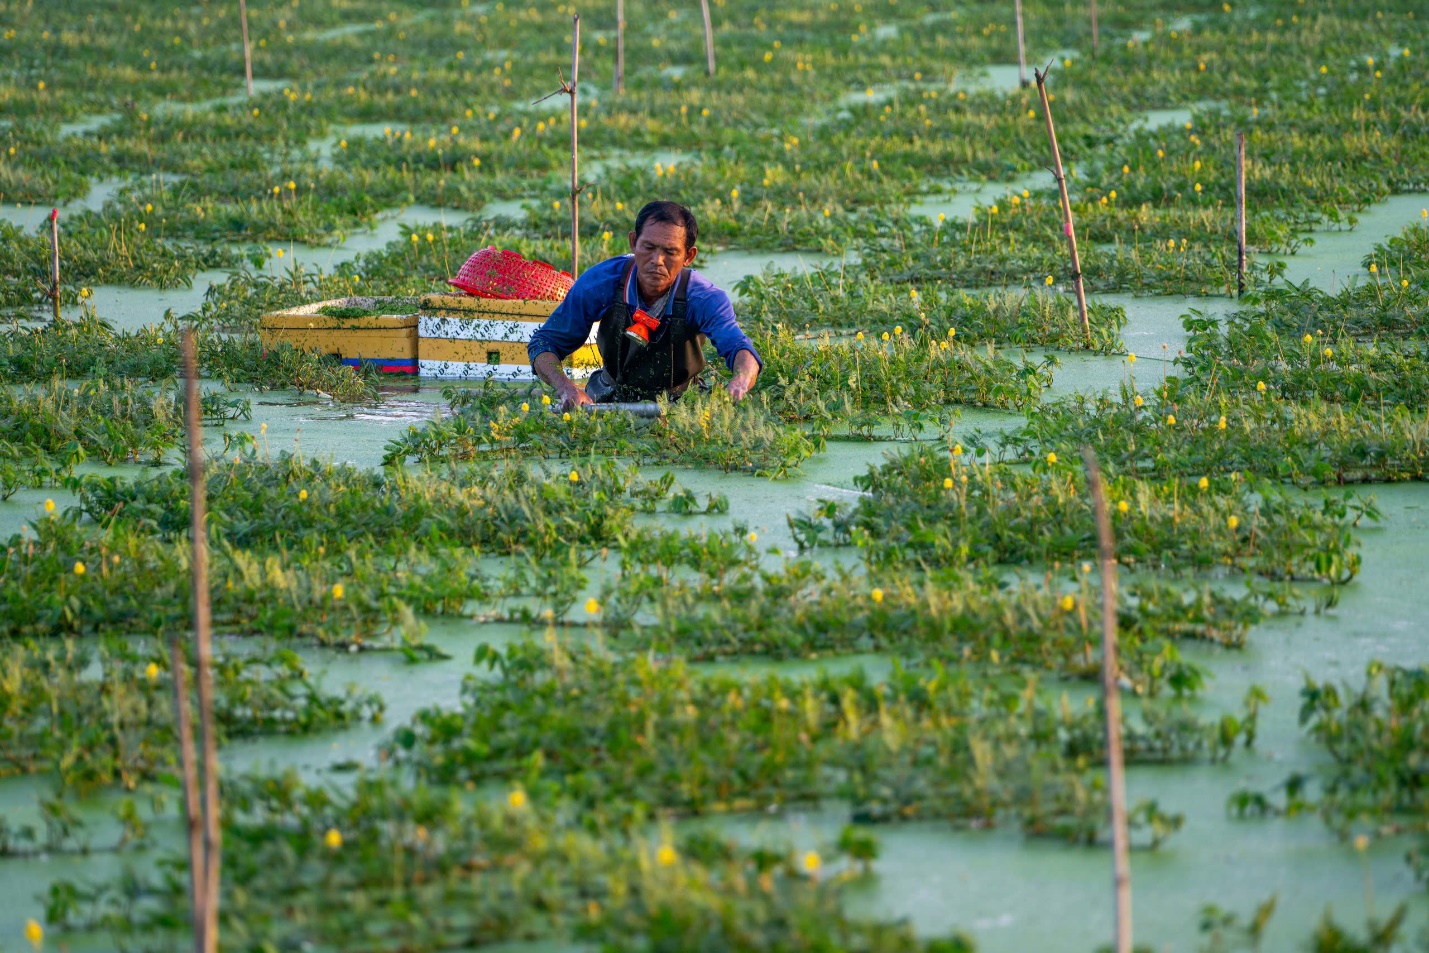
[624,308,662,346]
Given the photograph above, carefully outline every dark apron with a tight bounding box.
[589,259,705,403]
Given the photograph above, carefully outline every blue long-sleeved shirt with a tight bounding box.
[527,255,761,371]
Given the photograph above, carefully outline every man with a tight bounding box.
[528,200,762,409]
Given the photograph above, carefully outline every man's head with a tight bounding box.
[628,201,698,300]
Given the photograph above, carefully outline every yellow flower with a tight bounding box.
[1045,275,1054,286]
[324,828,343,850]
[870,588,884,604]
[520,402,530,412]
[24,919,42,949]
[137,222,146,232]
[1166,414,1176,426]
[1354,834,1370,852]
[541,394,552,405]
[1046,452,1058,465]
[747,531,758,544]
[803,851,822,873]
[893,325,903,335]
[585,597,601,614]
[943,477,954,489]
[1198,476,1209,490]
[1256,381,1267,393]
[880,332,890,341]
[73,561,86,576]
[855,332,864,340]
[1227,515,1240,530]
[730,188,739,199]
[1134,395,1144,407]
[1060,594,1076,612]
[1323,348,1333,358]
[331,583,344,600]
[1127,353,1136,364]
[1116,500,1129,514]
[562,412,572,421]
[569,470,580,483]
[952,444,964,456]
[145,662,160,682]
[299,488,308,501]
[507,789,527,809]
[656,844,678,866]
[44,498,55,514]
[947,328,956,338]
[1369,263,1378,274]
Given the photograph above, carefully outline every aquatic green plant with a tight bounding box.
[793,443,1368,583]
[0,638,381,794]
[984,379,1429,485]
[603,538,1274,696]
[1296,662,1429,833]
[80,451,684,557]
[0,376,248,496]
[741,277,1127,352]
[384,385,821,478]
[47,770,977,953]
[389,640,1258,841]
[755,326,1054,436]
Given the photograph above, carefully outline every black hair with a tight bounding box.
[632,200,698,249]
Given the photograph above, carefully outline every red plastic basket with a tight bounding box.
[447,247,574,300]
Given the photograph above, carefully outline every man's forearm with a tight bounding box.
[532,351,591,408]
[728,349,760,401]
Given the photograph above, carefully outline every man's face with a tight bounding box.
[628,220,697,298]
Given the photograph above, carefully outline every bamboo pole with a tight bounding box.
[569,14,581,275]
[238,0,254,97]
[48,209,60,322]
[1034,64,1091,345]
[1090,0,1099,55]
[1236,131,1246,297]
[1081,447,1133,953]
[182,330,222,953]
[168,617,206,953]
[700,0,716,77]
[615,0,625,94]
[1014,0,1029,88]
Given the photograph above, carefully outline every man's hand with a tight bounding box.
[561,385,594,412]
[532,351,592,411]
[727,349,760,402]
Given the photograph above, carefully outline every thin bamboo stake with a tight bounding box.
[48,209,60,322]
[238,0,254,97]
[182,330,222,953]
[1014,0,1029,88]
[1081,447,1133,953]
[700,0,716,77]
[1034,64,1090,345]
[615,0,625,95]
[569,15,581,275]
[1090,0,1099,55]
[1236,131,1247,297]
[168,621,206,953]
